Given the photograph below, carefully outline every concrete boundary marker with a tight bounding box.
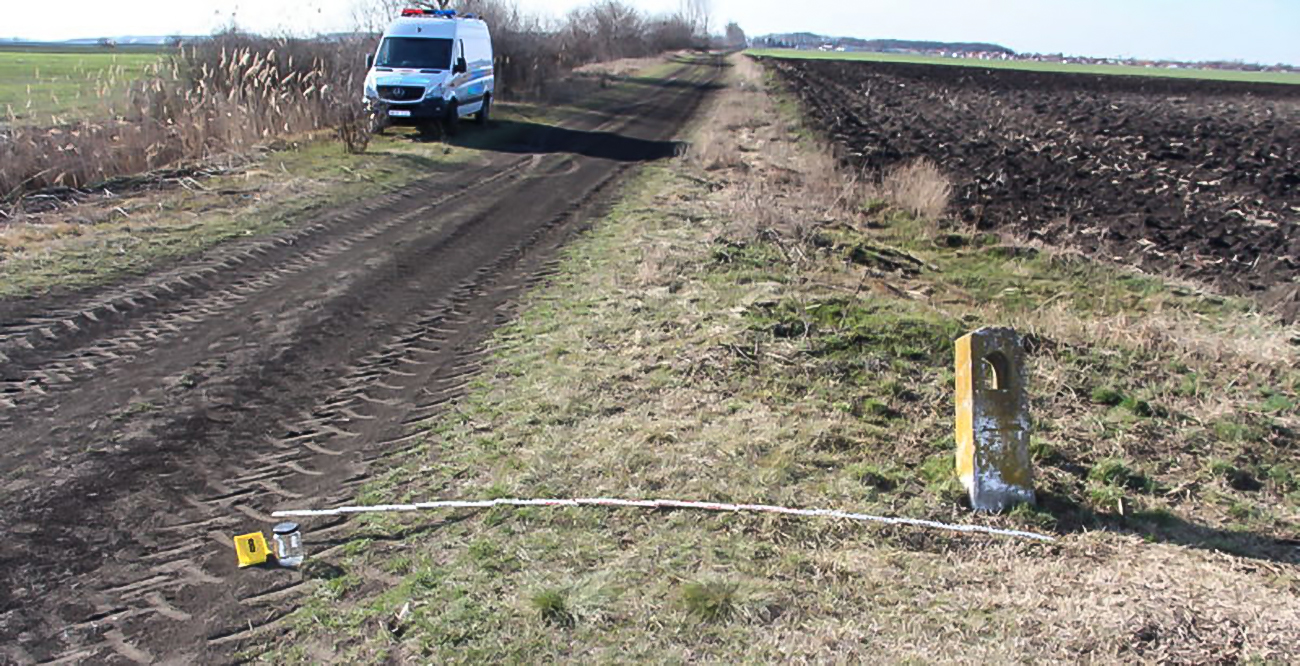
[956,327,1036,512]
[272,497,1056,542]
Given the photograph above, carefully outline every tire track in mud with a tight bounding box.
[0,160,522,374]
[0,56,723,664]
[0,159,536,436]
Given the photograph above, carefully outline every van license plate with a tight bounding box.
[388,109,412,117]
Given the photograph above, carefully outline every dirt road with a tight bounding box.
[0,55,722,664]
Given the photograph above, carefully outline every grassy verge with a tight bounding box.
[257,54,1300,662]
[747,48,1300,85]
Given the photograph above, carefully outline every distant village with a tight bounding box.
[753,33,1300,74]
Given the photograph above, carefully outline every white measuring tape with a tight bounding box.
[272,497,1056,542]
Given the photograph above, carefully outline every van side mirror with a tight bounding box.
[455,57,468,74]
[365,54,374,69]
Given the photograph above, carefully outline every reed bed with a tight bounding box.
[1,34,372,201]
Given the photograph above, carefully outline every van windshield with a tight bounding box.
[375,37,454,69]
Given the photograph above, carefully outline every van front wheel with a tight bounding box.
[475,95,491,126]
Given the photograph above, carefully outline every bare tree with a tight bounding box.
[351,0,406,35]
[681,0,712,38]
[724,22,746,49]
[646,14,694,53]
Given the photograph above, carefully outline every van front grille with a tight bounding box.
[377,85,425,101]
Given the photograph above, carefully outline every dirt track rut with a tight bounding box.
[0,55,722,664]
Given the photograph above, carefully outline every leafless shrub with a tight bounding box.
[455,0,699,100]
[334,99,375,154]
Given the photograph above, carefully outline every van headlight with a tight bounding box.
[364,80,377,99]
[424,85,443,100]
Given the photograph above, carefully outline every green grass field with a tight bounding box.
[748,48,1300,85]
[0,47,165,122]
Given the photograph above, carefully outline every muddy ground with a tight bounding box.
[0,56,723,664]
[767,58,1300,320]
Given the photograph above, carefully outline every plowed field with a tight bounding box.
[765,57,1300,319]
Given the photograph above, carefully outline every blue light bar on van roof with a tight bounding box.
[400,8,457,17]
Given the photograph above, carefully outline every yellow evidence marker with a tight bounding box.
[955,327,1035,512]
[234,531,271,567]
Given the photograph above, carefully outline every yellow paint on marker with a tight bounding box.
[234,531,271,568]
[955,327,1035,512]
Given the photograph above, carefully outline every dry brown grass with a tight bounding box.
[880,157,952,221]
[0,219,84,252]
[690,56,955,249]
[689,55,871,245]
[1021,300,1296,372]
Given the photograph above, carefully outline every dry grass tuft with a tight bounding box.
[690,55,951,236]
[879,158,952,221]
[0,220,84,252]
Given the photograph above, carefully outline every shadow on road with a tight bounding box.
[405,119,686,163]
[476,120,685,161]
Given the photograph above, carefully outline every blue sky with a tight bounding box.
[4,0,1298,65]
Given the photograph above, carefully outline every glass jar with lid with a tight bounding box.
[272,522,304,567]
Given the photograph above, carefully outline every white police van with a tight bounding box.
[363,7,494,131]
